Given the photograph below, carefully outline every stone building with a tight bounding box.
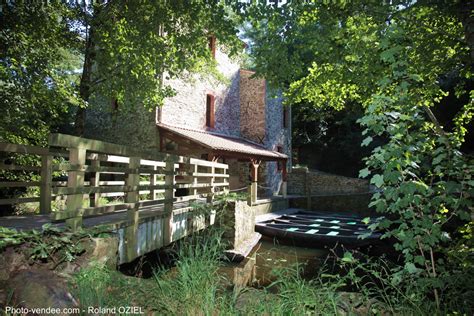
[85,38,291,197]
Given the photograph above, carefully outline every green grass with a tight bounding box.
[70,229,471,315]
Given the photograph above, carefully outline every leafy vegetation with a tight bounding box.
[240,1,474,313]
[0,224,111,268]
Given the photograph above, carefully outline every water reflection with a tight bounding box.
[220,236,329,288]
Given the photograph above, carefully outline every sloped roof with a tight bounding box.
[157,123,287,160]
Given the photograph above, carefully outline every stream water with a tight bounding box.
[220,236,330,288]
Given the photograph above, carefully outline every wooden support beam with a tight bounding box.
[89,157,101,207]
[163,159,175,244]
[124,156,140,263]
[248,159,260,205]
[40,154,52,214]
[65,147,86,231]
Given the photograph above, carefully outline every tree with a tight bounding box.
[1,1,241,138]
[0,2,81,145]
[242,0,474,310]
[69,0,241,135]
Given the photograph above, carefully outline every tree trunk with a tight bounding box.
[74,23,95,136]
[458,1,474,62]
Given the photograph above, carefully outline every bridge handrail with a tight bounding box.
[0,133,229,231]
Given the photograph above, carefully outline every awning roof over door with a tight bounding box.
[157,123,287,161]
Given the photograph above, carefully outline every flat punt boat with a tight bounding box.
[255,211,382,247]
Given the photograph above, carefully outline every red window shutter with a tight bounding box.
[208,36,216,59]
[206,94,215,128]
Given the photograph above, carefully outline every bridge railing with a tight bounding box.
[0,133,229,232]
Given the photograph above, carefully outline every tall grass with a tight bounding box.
[71,227,468,315]
[150,227,230,315]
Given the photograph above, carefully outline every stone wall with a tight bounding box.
[290,194,374,217]
[219,200,256,251]
[288,167,370,195]
[160,48,241,137]
[84,96,159,151]
[84,47,291,195]
[239,70,266,143]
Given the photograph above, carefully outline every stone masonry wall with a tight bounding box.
[160,48,241,136]
[239,70,266,143]
[84,96,159,151]
[288,167,370,195]
[219,200,256,251]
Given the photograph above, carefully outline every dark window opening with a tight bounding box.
[277,146,283,171]
[283,107,289,128]
[206,94,215,128]
[208,36,216,59]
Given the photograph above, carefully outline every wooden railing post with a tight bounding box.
[89,154,101,207]
[163,159,175,244]
[191,163,198,196]
[207,165,215,203]
[124,156,140,262]
[66,147,86,231]
[40,153,52,214]
[150,165,157,200]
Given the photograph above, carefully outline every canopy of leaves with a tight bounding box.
[0,2,82,145]
[241,0,474,310]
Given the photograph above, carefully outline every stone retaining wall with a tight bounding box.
[288,167,370,196]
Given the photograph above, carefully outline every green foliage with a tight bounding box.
[88,1,241,109]
[0,224,111,266]
[241,1,474,312]
[0,2,82,145]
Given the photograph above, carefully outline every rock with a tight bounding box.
[7,270,78,315]
[87,237,118,268]
[56,236,118,277]
[0,247,29,281]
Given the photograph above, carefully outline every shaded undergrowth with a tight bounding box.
[70,228,471,315]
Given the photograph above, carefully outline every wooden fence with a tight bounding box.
[0,133,229,233]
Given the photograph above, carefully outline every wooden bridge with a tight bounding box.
[0,134,229,263]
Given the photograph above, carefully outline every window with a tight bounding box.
[208,36,216,59]
[206,94,215,128]
[277,146,283,171]
[283,107,289,128]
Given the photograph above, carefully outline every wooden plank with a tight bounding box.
[212,182,229,187]
[189,158,227,168]
[192,173,229,178]
[89,158,100,207]
[124,156,140,263]
[52,184,172,195]
[49,133,183,163]
[0,142,49,155]
[163,159,175,245]
[0,182,41,188]
[175,183,212,189]
[53,163,168,175]
[40,154,52,214]
[208,164,215,203]
[0,163,41,172]
[65,147,86,231]
[0,197,40,205]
